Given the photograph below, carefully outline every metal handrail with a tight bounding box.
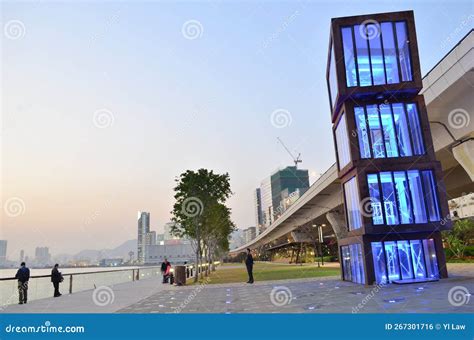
[0,266,163,281]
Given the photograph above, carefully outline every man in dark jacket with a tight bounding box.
[15,262,30,304]
[161,258,168,283]
[51,264,63,297]
[245,248,254,284]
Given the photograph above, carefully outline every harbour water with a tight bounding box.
[0,266,162,307]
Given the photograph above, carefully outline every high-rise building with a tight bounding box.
[20,249,24,263]
[243,227,256,244]
[256,166,310,232]
[327,11,451,285]
[145,231,157,246]
[137,211,150,264]
[35,247,51,266]
[0,240,7,266]
[254,188,263,235]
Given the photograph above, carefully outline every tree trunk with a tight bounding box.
[194,248,199,283]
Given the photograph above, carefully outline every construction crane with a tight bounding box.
[277,137,302,168]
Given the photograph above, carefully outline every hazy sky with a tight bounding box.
[1,0,472,258]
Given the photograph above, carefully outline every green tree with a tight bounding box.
[170,169,232,282]
[443,219,474,259]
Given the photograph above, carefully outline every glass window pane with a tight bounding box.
[392,103,413,156]
[395,21,413,81]
[423,239,439,279]
[366,105,386,158]
[335,112,351,169]
[354,24,372,86]
[371,242,387,284]
[341,27,357,87]
[406,104,425,155]
[407,170,428,223]
[355,107,371,158]
[393,171,413,224]
[397,240,414,279]
[367,174,383,225]
[379,104,399,157]
[367,24,385,85]
[381,22,400,84]
[410,240,426,279]
[329,43,338,108]
[350,244,365,284]
[421,170,441,221]
[384,241,400,282]
[380,172,399,225]
[342,246,352,281]
[344,177,362,231]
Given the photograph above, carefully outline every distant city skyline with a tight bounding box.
[2,1,472,257]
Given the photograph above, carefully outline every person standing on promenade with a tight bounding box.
[15,262,30,304]
[245,248,254,284]
[161,258,168,283]
[51,264,63,297]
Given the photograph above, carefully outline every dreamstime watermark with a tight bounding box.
[359,197,376,218]
[260,11,299,51]
[182,197,204,217]
[5,321,85,334]
[181,20,203,40]
[174,277,211,313]
[3,197,26,217]
[448,108,470,129]
[352,282,386,313]
[93,109,115,129]
[269,286,293,307]
[440,14,474,49]
[4,20,26,40]
[270,109,292,128]
[359,19,380,40]
[92,286,115,306]
[448,286,471,307]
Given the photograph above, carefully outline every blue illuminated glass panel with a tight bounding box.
[380,22,400,84]
[329,44,338,109]
[367,23,385,85]
[371,242,387,284]
[393,171,413,224]
[395,21,413,81]
[341,246,352,281]
[367,170,440,226]
[380,172,399,225]
[380,104,398,157]
[355,107,371,158]
[407,170,428,223]
[406,104,425,155]
[372,239,439,283]
[367,174,383,225]
[397,241,414,279]
[421,171,441,221]
[354,24,372,86]
[391,103,413,157]
[354,102,424,160]
[350,244,365,284]
[335,112,351,169]
[423,239,439,279]
[344,177,362,231]
[366,105,385,158]
[341,27,357,87]
[410,240,426,279]
[384,241,400,281]
[342,244,365,284]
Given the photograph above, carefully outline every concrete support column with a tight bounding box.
[326,211,347,240]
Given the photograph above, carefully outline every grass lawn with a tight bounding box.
[189,262,340,284]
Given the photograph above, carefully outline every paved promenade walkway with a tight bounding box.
[2,263,473,314]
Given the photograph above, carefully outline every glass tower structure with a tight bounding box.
[326,11,451,285]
